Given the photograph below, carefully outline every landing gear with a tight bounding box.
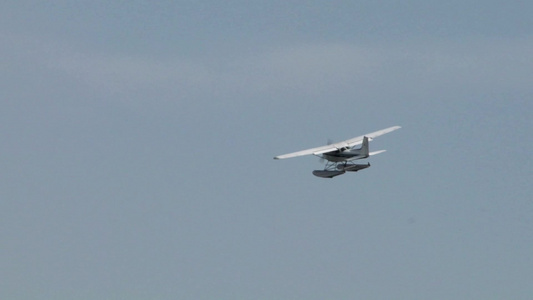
[312,160,371,178]
[312,161,345,178]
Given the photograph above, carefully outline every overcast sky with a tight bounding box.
[1,1,533,299]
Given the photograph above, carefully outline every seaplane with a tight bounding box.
[274,126,401,178]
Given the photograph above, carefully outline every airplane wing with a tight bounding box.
[343,125,401,147]
[273,125,401,160]
[274,144,339,160]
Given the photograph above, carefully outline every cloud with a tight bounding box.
[223,37,533,100]
[4,32,532,106]
[392,37,533,92]
[225,44,383,95]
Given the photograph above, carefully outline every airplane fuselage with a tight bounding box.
[322,150,368,162]
[321,136,370,162]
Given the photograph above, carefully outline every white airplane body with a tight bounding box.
[274,126,401,178]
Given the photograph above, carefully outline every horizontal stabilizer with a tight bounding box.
[369,150,386,156]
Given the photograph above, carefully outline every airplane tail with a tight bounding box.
[359,136,387,157]
[346,136,378,161]
[359,136,369,157]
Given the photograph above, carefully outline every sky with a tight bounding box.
[1,1,532,299]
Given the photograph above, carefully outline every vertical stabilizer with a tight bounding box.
[360,136,369,157]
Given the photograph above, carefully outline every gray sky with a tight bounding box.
[1,1,532,299]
